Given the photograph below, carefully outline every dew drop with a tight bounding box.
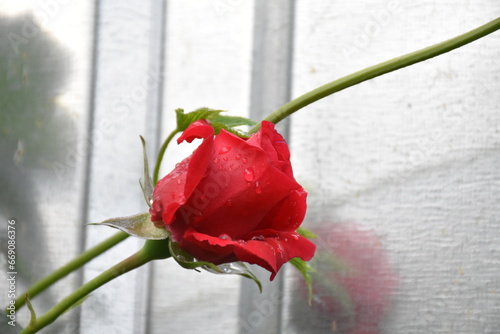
[291,233,299,240]
[235,154,242,160]
[219,234,232,240]
[255,181,262,194]
[152,200,163,212]
[242,158,248,164]
[213,157,220,163]
[219,146,231,154]
[223,156,229,161]
[243,168,254,182]
[170,171,182,179]
[251,235,265,241]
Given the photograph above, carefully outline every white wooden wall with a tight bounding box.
[1,1,499,333]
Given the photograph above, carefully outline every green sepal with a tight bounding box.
[169,240,262,292]
[168,240,221,272]
[203,262,263,293]
[289,257,315,305]
[296,227,318,239]
[88,212,170,240]
[139,136,154,206]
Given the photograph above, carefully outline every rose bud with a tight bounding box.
[150,120,316,280]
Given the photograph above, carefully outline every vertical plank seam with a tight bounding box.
[77,0,102,331]
[144,0,168,333]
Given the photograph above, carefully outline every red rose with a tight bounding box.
[150,120,316,279]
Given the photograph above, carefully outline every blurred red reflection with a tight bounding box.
[295,223,398,334]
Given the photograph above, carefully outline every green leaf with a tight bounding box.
[296,227,318,239]
[289,257,315,305]
[175,107,224,131]
[88,212,170,240]
[210,123,250,138]
[210,115,256,138]
[175,107,257,139]
[209,115,256,127]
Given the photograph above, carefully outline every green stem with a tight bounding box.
[11,231,129,312]
[19,239,171,334]
[152,128,179,185]
[249,16,500,133]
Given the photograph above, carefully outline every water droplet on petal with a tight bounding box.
[251,235,266,241]
[242,158,248,164]
[223,156,229,161]
[170,171,182,179]
[244,168,254,182]
[255,181,262,194]
[219,234,232,240]
[213,157,220,163]
[235,154,242,160]
[219,146,231,154]
[291,233,299,240]
[152,200,163,212]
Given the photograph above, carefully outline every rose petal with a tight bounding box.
[150,120,214,226]
[178,130,301,238]
[234,230,316,280]
[181,229,238,264]
[246,121,293,177]
[182,229,315,280]
[177,119,214,144]
[256,187,307,232]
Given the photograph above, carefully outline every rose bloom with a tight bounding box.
[150,120,316,279]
